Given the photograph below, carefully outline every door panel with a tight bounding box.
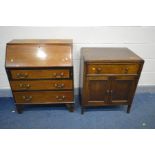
[86,76,110,105]
[110,76,136,105]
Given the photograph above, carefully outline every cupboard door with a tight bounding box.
[110,76,137,105]
[86,76,110,105]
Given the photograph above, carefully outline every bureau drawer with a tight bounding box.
[87,64,140,75]
[10,80,73,91]
[14,91,73,104]
[11,69,70,79]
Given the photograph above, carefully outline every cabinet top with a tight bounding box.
[81,47,144,62]
[6,39,73,68]
[7,39,73,45]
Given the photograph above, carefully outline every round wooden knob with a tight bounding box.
[92,67,96,71]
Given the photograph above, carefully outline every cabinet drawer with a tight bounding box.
[11,69,70,79]
[10,80,73,91]
[87,64,140,75]
[14,91,73,104]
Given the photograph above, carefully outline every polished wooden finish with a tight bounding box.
[87,63,140,75]
[6,39,74,113]
[11,69,70,79]
[14,91,73,104]
[86,76,109,106]
[10,80,73,91]
[81,47,143,62]
[80,48,144,114]
[8,39,72,44]
[6,44,72,67]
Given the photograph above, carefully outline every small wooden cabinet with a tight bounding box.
[5,39,74,113]
[80,48,144,114]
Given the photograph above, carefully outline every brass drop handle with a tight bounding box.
[19,84,31,89]
[54,83,65,88]
[16,73,28,79]
[22,95,32,101]
[124,68,129,73]
[56,95,66,101]
[53,72,64,78]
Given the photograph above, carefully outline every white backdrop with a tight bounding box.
[0,26,155,90]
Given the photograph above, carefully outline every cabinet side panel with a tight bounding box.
[79,53,87,106]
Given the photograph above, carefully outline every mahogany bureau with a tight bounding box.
[5,39,74,113]
[80,48,144,114]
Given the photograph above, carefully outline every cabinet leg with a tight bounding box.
[16,104,23,114]
[127,105,131,113]
[81,106,85,115]
[66,104,74,112]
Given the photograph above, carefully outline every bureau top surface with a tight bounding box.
[81,48,144,62]
[7,39,73,45]
[6,39,73,68]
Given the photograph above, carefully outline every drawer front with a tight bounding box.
[11,69,70,79]
[87,64,140,75]
[14,91,73,104]
[10,80,73,91]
